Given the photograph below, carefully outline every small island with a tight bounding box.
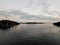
[53,22,60,26]
[20,22,44,24]
[0,20,20,29]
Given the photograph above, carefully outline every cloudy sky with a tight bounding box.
[0,0,60,22]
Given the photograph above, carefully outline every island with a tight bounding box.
[0,20,20,29]
[53,22,60,26]
[0,20,45,29]
[20,22,44,24]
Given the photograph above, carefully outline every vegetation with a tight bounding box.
[53,22,60,26]
[0,20,20,29]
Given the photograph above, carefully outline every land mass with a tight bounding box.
[53,22,60,27]
[0,20,20,29]
[0,20,45,29]
[20,22,45,24]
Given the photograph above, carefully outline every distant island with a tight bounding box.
[0,20,20,29]
[53,22,60,26]
[20,22,45,24]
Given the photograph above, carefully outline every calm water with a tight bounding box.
[0,24,60,45]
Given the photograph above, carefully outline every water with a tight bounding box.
[0,24,60,45]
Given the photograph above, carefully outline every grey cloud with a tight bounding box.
[0,10,57,21]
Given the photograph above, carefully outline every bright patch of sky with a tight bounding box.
[0,0,60,22]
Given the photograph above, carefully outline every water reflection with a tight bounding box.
[0,24,60,45]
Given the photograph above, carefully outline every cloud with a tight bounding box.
[0,10,59,22]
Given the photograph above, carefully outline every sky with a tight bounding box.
[0,0,60,22]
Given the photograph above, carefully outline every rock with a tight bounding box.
[0,20,20,29]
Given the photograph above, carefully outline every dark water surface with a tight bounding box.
[0,24,60,45]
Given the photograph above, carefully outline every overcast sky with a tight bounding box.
[0,0,60,22]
